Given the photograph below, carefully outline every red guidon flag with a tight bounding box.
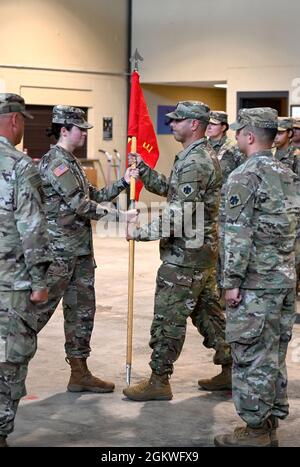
[127,71,159,200]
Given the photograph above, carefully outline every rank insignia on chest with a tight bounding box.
[229,194,241,207]
[53,164,69,177]
[181,183,194,197]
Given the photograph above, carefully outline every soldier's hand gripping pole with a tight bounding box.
[126,137,137,386]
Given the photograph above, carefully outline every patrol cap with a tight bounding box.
[52,105,93,129]
[230,107,278,131]
[209,111,228,125]
[292,117,300,129]
[0,93,33,119]
[277,117,293,131]
[166,101,210,122]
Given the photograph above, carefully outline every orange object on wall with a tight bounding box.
[83,167,98,187]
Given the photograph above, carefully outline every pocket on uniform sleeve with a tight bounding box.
[225,179,254,222]
[178,169,202,201]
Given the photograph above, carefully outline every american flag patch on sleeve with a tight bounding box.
[53,164,69,177]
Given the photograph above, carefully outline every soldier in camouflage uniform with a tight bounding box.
[274,117,300,175]
[123,101,231,402]
[0,94,51,447]
[214,108,300,447]
[206,111,246,184]
[292,117,300,149]
[274,117,300,296]
[206,111,246,333]
[202,116,245,389]
[37,105,138,393]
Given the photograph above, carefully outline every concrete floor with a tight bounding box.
[8,236,300,447]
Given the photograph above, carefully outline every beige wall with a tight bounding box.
[138,84,226,204]
[227,66,300,122]
[3,0,300,200]
[133,0,300,82]
[1,0,126,73]
[133,0,300,123]
[0,0,129,181]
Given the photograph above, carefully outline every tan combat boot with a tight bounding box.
[0,435,8,448]
[214,424,272,448]
[66,357,115,393]
[234,416,279,447]
[198,364,232,391]
[213,343,232,366]
[123,372,173,401]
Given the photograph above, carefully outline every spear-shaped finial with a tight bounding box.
[130,48,144,72]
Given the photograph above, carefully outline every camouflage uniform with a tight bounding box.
[274,118,300,292]
[211,135,246,185]
[221,108,300,428]
[208,112,246,289]
[274,144,300,175]
[37,106,129,359]
[274,117,300,176]
[292,117,300,149]
[132,101,231,376]
[208,111,246,185]
[0,94,50,438]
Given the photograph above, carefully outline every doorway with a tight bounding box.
[23,105,88,160]
[237,91,289,116]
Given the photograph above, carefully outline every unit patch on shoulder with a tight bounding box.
[229,194,241,208]
[53,164,69,177]
[181,183,195,197]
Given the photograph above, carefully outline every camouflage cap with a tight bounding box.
[166,101,210,122]
[277,117,293,131]
[292,117,300,129]
[230,107,278,130]
[52,105,93,129]
[0,93,33,119]
[209,111,228,124]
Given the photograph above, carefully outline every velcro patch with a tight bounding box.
[28,173,42,188]
[181,183,195,197]
[229,193,241,208]
[53,164,69,177]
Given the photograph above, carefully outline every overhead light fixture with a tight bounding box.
[214,83,227,89]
